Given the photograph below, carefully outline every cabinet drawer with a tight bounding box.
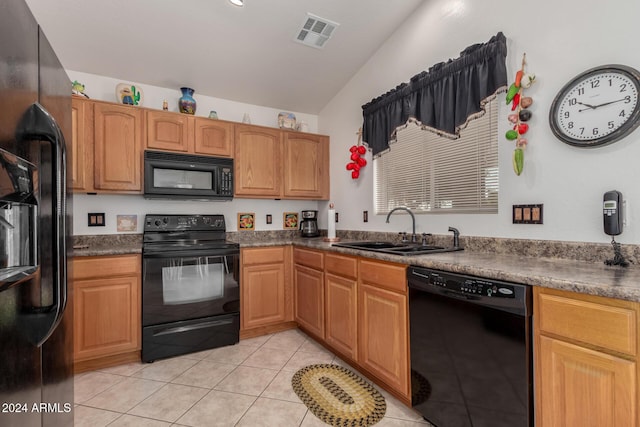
[242,247,285,265]
[359,259,406,293]
[73,255,140,280]
[537,291,637,356]
[325,253,357,279]
[294,248,324,270]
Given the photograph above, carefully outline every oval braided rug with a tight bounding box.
[291,364,386,426]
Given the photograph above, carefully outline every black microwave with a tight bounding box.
[144,150,233,200]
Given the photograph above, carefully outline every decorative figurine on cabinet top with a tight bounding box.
[71,80,89,98]
[278,112,296,129]
[115,83,143,106]
[178,87,197,114]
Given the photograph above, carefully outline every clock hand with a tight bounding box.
[577,101,597,109]
[592,98,626,109]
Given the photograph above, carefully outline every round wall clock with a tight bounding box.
[549,64,640,147]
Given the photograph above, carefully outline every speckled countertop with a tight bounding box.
[72,232,640,303]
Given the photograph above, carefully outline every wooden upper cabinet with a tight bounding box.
[146,110,191,152]
[145,112,233,157]
[283,132,329,199]
[93,103,143,192]
[234,125,282,197]
[71,97,94,192]
[194,118,233,157]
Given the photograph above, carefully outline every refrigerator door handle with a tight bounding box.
[16,103,67,346]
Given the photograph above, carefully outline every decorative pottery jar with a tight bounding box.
[178,87,196,114]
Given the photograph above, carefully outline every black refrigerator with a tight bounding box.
[0,0,74,426]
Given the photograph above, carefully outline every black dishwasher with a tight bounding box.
[408,266,533,427]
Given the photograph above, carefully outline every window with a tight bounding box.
[374,97,499,214]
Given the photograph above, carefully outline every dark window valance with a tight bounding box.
[362,32,508,156]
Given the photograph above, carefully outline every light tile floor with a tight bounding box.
[74,329,431,427]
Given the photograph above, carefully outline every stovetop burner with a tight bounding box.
[143,214,238,251]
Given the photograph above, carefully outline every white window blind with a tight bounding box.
[374,98,499,214]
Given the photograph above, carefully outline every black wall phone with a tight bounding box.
[603,190,623,236]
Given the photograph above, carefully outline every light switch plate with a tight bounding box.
[88,212,105,227]
[512,204,543,224]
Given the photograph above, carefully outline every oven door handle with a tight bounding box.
[153,318,234,336]
[143,250,238,259]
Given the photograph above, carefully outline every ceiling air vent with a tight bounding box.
[294,13,339,49]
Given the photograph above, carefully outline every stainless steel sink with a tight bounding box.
[332,241,463,256]
[334,241,405,250]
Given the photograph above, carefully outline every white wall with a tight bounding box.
[69,70,319,235]
[318,0,640,245]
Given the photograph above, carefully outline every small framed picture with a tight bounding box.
[283,212,299,230]
[237,213,255,231]
[116,215,137,232]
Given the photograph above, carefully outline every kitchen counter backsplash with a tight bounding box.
[72,230,639,266]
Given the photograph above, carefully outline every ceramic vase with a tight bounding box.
[178,87,196,115]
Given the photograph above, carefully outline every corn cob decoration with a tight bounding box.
[505,53,535,175]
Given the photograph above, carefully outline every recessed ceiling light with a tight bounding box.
[228,0,243,6]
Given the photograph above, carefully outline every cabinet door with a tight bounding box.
[537,335,636,427]
[242,263,287,330]
[194,118,233,157]
[71,97,93,191]
[294,264,324,339]
[146,110,191,152]
[283,132,329,199]
[93,103,143,191]
[74,275,140,361]
[358,282,409,398]
[234,125,282,197]
[325,272,357,360]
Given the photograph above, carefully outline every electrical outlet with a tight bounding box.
[88,212,105,227]
[266,214,272,224]
[335,212,339,223]
[363,210,368,222]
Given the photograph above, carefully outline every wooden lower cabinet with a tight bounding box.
[538,336,636,426]
[535,287,639,426]
[72,254,141,372]
[241,246,293,335]
[324,253,358,361]
[358,281,409,399]
[292,249,410,403]
[293,248,325,340]
[294,264,325,339]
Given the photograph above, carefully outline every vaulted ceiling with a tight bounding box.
[25,0,424,113]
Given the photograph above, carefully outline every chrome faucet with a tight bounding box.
[386,207,418,243]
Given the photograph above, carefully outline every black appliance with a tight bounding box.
[142,214,240,362]
[407,266,532,427]
[0,1,73,426]
[144,150,233,200]
[300,210,319,237]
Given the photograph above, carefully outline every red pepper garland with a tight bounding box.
[346,128,367,179]
[505,53,535,176]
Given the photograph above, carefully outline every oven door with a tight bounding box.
[142,250,239,327]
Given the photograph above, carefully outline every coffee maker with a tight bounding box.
[300,210,320,237]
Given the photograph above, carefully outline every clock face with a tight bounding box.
[550,65,640,147]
